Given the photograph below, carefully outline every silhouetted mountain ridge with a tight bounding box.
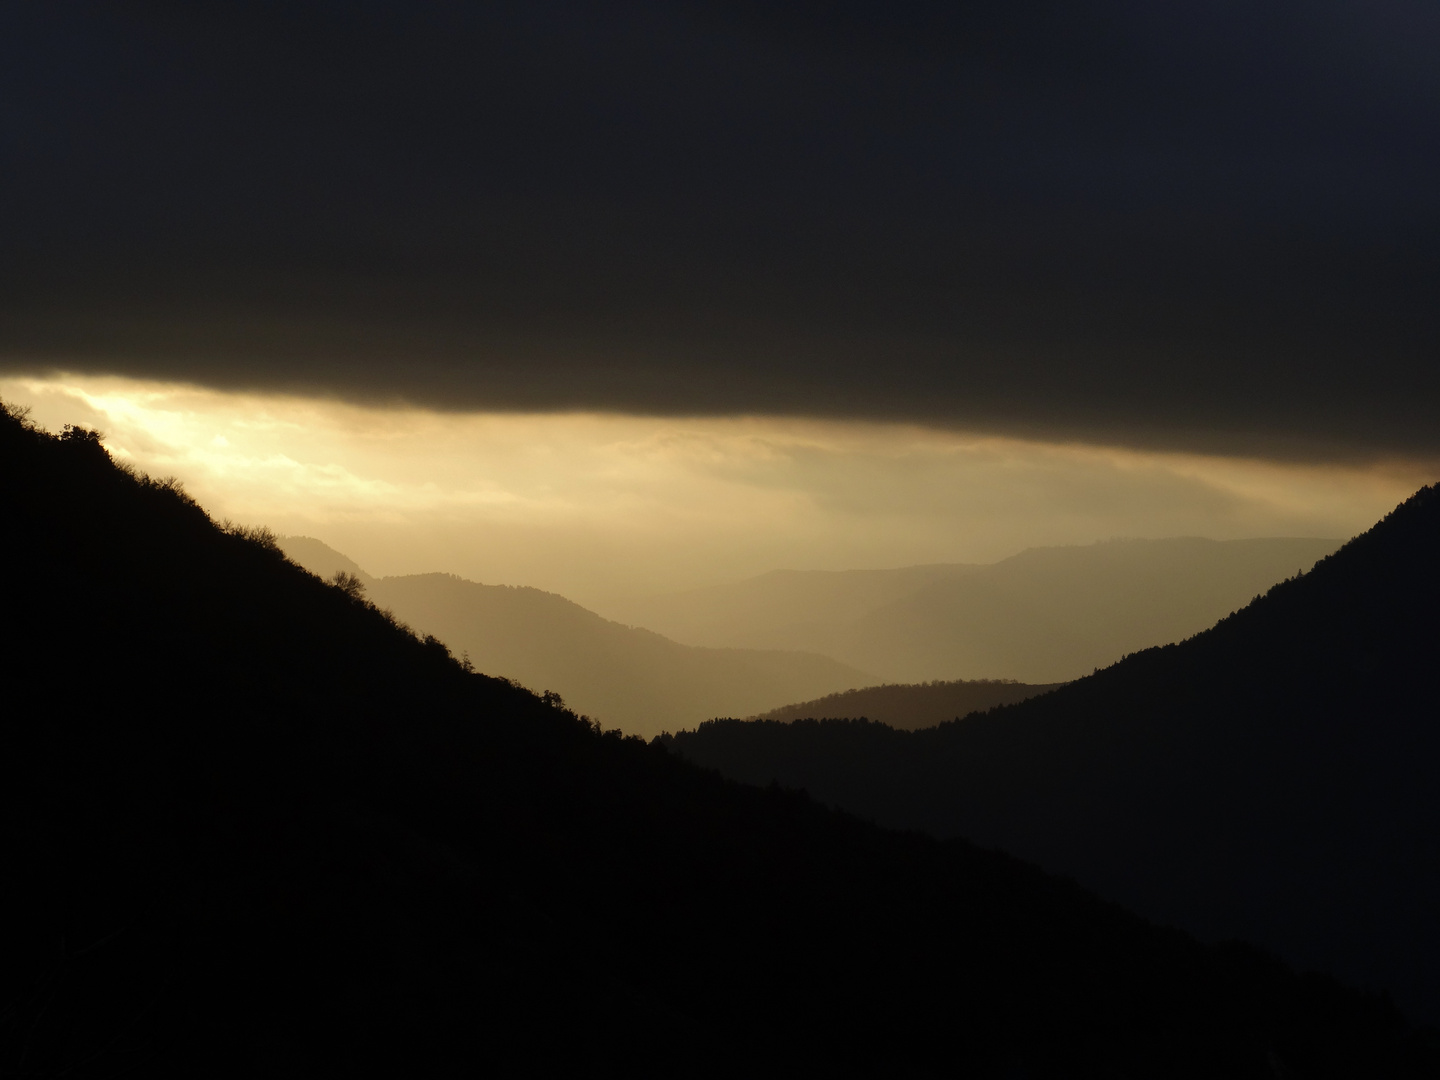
[277,538,874,737]
[4,403,1436,1075]
[277,534,375,585]
[752,679,1065,730]
[669,483,1440,1022]
[615,536,1342,682]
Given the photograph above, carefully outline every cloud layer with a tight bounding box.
[2,3,1438,459]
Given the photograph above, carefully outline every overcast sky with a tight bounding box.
[3,2,1438,461]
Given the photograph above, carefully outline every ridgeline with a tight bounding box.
[669,483,1440,1024]
[2,401,1434,1077]
[749,678,1065,730]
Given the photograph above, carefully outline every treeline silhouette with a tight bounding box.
[2,400,1436,1077]
[750,678,1065,730]
[668,484,1440,1025]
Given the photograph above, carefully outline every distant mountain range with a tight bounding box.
[608,536,1342,682]
[278,537,873,738]
[282,533,1343,732]
[6,397,1435,1076]
[752,679,1065,730]
[668,486,1440,1023]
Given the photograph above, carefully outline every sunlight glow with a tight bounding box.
[3,373,1427,607]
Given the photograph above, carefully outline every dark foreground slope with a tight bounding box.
[670,486,1440,1023]
[752,679,1065,730]
[1,408,1434,1078]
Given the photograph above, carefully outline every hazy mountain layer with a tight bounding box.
[278,538,873,738]
[667,487,1440,1021]
[278,534,373,584]
[753,679,1065,731]
[604,563,981,652]
[613,537,1341,682]
[5,402,1435,1076]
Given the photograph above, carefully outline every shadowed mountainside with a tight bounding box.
[279,537,873,739]
[667,485,1440,1022]
[612,537,1342,682]
[752,679,1065,730]
[4,402,1437,1076]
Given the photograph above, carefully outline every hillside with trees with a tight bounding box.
[611,536,1341,682]
[752,679,1064,730]
[279,537,874,739]
[4,403,1436,1076]
[668,485,1440,1024]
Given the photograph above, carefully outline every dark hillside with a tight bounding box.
[752,679,1065,730]
[1,402,1435,1077]
[670,485,1440,1023]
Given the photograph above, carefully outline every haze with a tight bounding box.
[3,3,1437,606]
[4,373,1420,610]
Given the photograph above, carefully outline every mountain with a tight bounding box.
[611,537,1342,682]
[752,679,1065,730]
[666,486,1440,1022]
[604,563,982,653]
[4,404,1436,1076]
[278,537,874,739]
[277,533,374,583]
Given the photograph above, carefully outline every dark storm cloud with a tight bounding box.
[2,1,1437,458]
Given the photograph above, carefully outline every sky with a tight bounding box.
[3,372,1422,609]
[1,2,1437,460]
[1,3,1437,601]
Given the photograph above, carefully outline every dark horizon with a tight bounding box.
[3,2,1439,461]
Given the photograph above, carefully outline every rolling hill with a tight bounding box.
[278,537,874,739]
[752,679,1065,730]
[4,402,1435,1075]
[667,485,1440,1023]
[611,536,1342,682]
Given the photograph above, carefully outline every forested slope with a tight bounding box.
[1,402,1434,1077]
[614,538,1340,682]
[670,486,1440,1022]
